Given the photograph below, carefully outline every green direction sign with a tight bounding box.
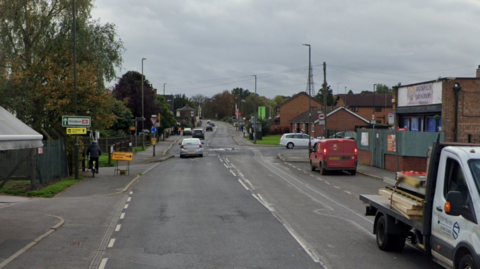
[62,116,91,127]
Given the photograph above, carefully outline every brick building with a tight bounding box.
[335,94,394,125]
[393,66,480,143]
[275,92,322,133]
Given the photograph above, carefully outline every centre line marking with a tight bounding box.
[108,238,115,248]
[120,213,125,219]
[115,224,121,232]
[124,204,129,209]
[127,197,131,202]
[99,258,108,269]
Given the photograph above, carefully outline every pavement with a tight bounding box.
[0,123,396,267]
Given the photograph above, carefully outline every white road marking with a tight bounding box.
[344,191,352,195]
[230,170,236,176]
[99,258,108,269]
[127,197,131,202]
[120,213,125,219]
[334,186,340,189]
[124,204,129,209]
[238,179,249,190]
[115,224,121,232]
[108,238,115,248]
[129,191,133,195]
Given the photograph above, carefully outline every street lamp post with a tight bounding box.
[303,44,312,155]
[141,58,146,150]
[163,83,166,95]
[253,75,257,144]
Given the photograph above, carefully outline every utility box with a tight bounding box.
[254,122,262,140]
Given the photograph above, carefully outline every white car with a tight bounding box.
[279,133,319,149]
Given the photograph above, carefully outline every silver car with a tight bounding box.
[279,133,319,149]
[179,138,204,158]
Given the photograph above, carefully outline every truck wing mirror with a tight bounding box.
[445,191,463,216]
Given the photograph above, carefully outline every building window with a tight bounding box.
[351,107,358,112]
[375,107,382,112]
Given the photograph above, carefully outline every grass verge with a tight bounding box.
[249,134,282,145]
[0,175,83,198]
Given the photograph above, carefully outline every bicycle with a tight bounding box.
[91,159,96,178]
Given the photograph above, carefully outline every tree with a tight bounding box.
[348,90,354,94]
[112,71,162,131]
[231,87,251,99]
[190,94,206,117]
[375,84,392,94]
[155,95,176,136]
[273,95,289,106]
[109,99,134,136]
[315,83,335,106]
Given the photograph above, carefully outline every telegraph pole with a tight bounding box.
[323,62,327,137]
[303,44,313,155]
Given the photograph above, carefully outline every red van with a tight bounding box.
[309,139,358,175]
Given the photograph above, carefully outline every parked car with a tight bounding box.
[179,138,203,158]
[279,133,320,149]
[329,131,357,140]
[192,128,205,139]
[309,139,358,175]
[206,125,213,131]
[183,128,192,135]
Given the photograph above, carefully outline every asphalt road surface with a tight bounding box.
[98,121,442,269]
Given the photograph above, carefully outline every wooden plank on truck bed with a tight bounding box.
[385,185,425,204]
[390,200,423,216]
[391,203,423,220]
[379,188,424,209]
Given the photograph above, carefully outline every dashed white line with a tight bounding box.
[334,186,340,189]
[124,204,129,209]
[238,179,249,190]
[99,258,108,269]
[230,170,236,176]
[115,224,121,232]
[325,181,331,185]
[127,197,131,202]
[344,191,352,195]
[129,191,133,195]
[120,213,125,219]
[108,238,115,248]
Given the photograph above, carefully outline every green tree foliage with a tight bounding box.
[274,95,290,106]
[174,94,193,111]
[231,87,251,99]
[375,84,392,94]
[0,0,124,130]
[348,90,354,94]
[315,84,335,106]
[155,95,176,135]
[109,99,134,136]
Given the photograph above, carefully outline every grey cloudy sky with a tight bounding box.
[91,0,480,99]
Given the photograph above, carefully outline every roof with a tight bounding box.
[178,105,195,111]
[337,94,393,107]
[0,106,43,150]
[289,107,335,123]
[278,92,322,108]
[314,106,369,124]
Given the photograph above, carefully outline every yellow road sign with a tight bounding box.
[66,127,87,135]
[112,152,134,161]
[130,126,135,130]
[151,138,157,145]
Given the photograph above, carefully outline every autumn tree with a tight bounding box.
[112,71,162,131]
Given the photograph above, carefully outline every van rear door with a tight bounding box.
[324,140,357,168]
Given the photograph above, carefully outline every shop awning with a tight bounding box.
[0,106,43,151]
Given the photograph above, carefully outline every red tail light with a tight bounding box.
[323,148,327,154]
[180,145,184,149]
[199,145,203,148]
[354,148,358,154]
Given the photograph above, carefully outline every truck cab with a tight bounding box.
[430,146,480,268]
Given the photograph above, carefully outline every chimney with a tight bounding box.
[477,65,480,78]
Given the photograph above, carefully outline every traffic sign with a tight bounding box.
[318,120,325,126]
[129,126,135,131]
[111,152,134,161]
[150,115,158,125]
[151,126,157,134]
[62,116,91,127]
[66,128,87,135]
[318,113,325,120]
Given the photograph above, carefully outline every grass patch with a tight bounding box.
[99,154,115,167]
[249,134,282,145]
[0,175,82,198]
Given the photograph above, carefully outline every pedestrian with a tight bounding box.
[86,141,102,174]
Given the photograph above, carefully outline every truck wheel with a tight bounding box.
[310,161,316,171]
[350,170,357,176]
[376,215,406,252]
[459,254,476,269]
[286,142,294,149]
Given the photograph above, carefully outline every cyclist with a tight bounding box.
[86,141,102,174]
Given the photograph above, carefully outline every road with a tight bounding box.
[98,121,442,269]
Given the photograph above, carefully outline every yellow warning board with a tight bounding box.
[112,152,134,161]
[66,128,87,135]
[151,138,157,145]
[129,126,135,130]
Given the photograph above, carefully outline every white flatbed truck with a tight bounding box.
[360,141,480,269]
